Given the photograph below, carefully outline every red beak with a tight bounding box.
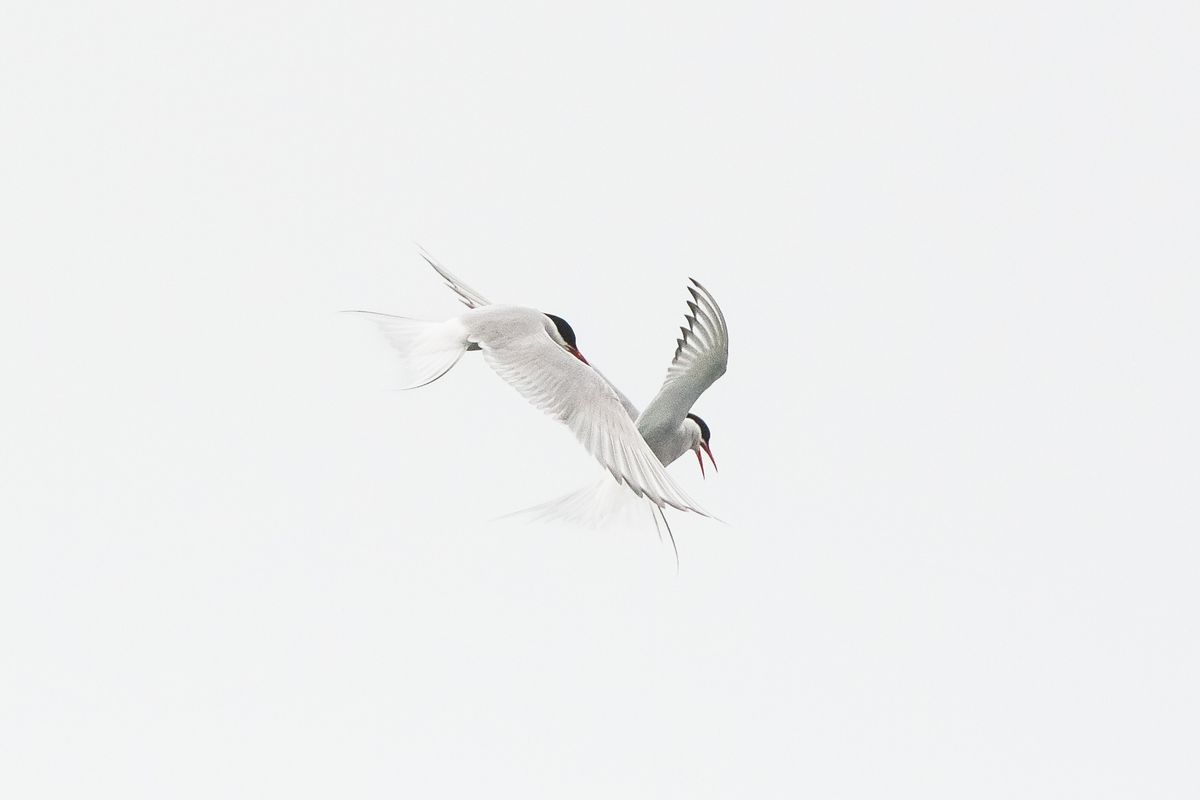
[701,441,717,473]
[569,346,590,366]
[695,447,706,479]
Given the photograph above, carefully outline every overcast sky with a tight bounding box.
[3,2,1198,798]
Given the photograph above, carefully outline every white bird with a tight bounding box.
[346,252,713,518]
[634,278,726,477]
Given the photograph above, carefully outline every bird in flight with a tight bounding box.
[347,248,729,556]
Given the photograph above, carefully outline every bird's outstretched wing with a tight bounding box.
[479,321,709,516]
[636,278,729,437]
[417,246,492,309]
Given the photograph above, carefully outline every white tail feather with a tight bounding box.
[500,476,656,529]
[346,312,469,389]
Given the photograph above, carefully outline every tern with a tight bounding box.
[346,251,724,520]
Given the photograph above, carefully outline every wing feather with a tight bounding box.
[638,278,729,435]
[478,324,708,515]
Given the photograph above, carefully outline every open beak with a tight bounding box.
[701,441,718,474]
[694,443,717,478]
[568,346,590,366]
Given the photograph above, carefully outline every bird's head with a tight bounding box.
[544,313,589,365]
[686,413,717,478]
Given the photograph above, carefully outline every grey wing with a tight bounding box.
[418,246,492,309]
[480,326,709,516]
[636,278,729,436]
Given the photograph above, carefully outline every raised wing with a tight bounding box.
[418,246,492,309]
[479,322,709,515]
[636,278,729,436]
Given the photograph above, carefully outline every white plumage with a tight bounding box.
[347,253,718,518]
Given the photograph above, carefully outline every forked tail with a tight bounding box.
[498,476,654,528]
[345,311,469,389]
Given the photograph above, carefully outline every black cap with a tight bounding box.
[545,314,578,349]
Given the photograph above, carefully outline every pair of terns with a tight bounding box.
[350,250,728,526]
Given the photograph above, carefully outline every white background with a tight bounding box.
[3,2,1198,797]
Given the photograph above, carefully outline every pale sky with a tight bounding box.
[3,2,1198,798]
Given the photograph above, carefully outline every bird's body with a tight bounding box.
[640,415,706,468]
